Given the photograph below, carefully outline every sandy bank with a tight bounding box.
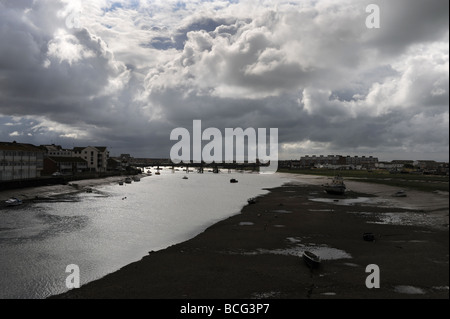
[51,176,449,299]
[0,176,133,203]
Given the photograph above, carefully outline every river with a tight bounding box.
[0,169,286,299]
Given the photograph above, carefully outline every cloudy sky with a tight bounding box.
[0,0,448,161]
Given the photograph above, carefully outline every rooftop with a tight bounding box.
[0,141,45,152]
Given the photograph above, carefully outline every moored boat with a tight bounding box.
[363,232,375,242]
[303,251,321,269]
[323,175,346,195]
[392,190,407,197]
[5,198,23,207]
[230,179,238,184]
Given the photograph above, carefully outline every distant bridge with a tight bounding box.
[131,161,269,173]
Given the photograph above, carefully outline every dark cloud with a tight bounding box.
[368,0,449,54]
[0,0,448,161]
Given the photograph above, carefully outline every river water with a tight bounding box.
[0,170,286,299]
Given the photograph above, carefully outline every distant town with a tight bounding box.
[0,141,449,185]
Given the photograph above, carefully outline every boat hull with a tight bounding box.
[363,232,375,242]
[323,176,346,195]
[324,186,346,195]
[5,199,23,207]
[303,251,321,269]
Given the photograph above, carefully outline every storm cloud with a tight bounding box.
[0,0,448,161]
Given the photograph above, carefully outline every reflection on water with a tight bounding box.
[0,170,285,299]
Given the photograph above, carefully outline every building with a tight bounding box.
[72,146,109,172]
[42,157,88,176]
[107,158,123,171]
[40,144,73,157]
[391,160,414,167]
[0,141,45,181]
[300,155,346,167]
[299,155,378,169]
[414,160,439,170]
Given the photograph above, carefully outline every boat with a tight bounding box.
[182,176,188,180]
[132,176,141,182]
[323,175,346,195]
[303,251,321,269]
[247,198,257,204]
[155,172,161,175]
[230,179,238,184]
[85,187,93,193]
[5,198,23,206]
[392,190,407,197]
[119,181,124,186]
[124,177,132,184]
[363,232,375,242]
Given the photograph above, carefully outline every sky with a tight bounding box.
[0,0,448,162]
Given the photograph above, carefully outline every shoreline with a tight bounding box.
[51,175,449,299]
[0,175,141,205]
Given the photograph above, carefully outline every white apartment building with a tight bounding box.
[72,146,109,172]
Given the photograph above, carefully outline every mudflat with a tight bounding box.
[52,177,449,299]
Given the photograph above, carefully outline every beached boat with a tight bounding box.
[119,181,124,186]
[303,251,321,269]
[323,175,346,195]
[125,177,132,184]
[392,190,407,197]
[5,198,23,207]
[132,176,141,182]
[247,198,257,204]
[363,232,375,242]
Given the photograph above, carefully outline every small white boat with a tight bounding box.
[5,198,23,207]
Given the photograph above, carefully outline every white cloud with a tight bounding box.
[9,131,23,137]
[0,0,448,161]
